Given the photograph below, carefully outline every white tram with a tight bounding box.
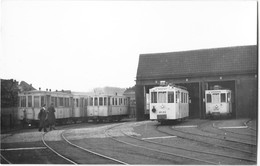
[205,88,232,118]
[87,94,129,122]
[18,90,73,125]
[149,85,189,123]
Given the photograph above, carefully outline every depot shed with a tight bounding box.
[135,45,257,120]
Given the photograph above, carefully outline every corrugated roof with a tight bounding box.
[136,45,257,80]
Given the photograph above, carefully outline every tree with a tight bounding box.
[1,79,20,108]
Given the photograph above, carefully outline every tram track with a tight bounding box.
[198,119,257,139]
[155,123,256,155]
[120,126,256,163]
[104,123,220,165]
[42,128,127,165]
[173,121,256,147]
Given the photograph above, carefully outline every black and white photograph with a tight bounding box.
[1,0,257,165]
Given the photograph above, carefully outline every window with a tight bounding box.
[90,97,93,106]
[115,98,118,105]
[84,98,88,106]
[76,99,79,107]
[80,98,84,107]
[168,92,174,103]
[94,97,98,106]
[221,93,226,103]
[55,97,58,107]
[176,91,180,103]
[151,92,157,103]
[108,97,110,105]
[181,92,184,103]
[206,94,212,103]
[59,97,64,106]
[21,96,26,107]
[34,96,40,107]
[51,97,55,105]
[158,92,166,103]
[41,96,45,107]
[227,92,231,102]
[104,97,107,106]
[112,98,114,105]
[28,96,32,107]
[212,93,220,103]
[99,97,103,106]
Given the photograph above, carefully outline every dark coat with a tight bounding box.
[38,107,48,128]
[47,106,56,125]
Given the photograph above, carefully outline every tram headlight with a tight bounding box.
[152,106,156,113]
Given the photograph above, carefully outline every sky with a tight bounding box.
[0,0,257,92]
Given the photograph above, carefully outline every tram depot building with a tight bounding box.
[135,45,257,121]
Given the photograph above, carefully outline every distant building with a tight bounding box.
[135,45,257,120]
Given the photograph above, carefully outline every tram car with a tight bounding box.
[205,87,232,118]
[71,92,89,123]
[149,85,189,123]
[87,94,129,122]
[18,90,74,126]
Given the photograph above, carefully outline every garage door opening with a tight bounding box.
[177,83,200,119]
[207,80,236,118]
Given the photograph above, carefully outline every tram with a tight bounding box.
[149,84,189,123]
[205,86,232,118]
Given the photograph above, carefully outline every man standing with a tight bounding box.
[47,103,56,131]
[38,104,48,132]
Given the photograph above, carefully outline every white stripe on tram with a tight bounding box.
[142,136,177,140]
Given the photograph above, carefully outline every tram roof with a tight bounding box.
[137,45,257,80]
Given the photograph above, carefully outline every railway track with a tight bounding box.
[104,123,221,165]
[155,123,256,155]
[120,125,256,164]
[42,129,128,164]
[197,120,257,142]
[173,120,256,146]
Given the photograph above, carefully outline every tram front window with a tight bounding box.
[151,92,157,103]
[158,92,166,103]
[168,92,174,103]
[206,94,212,103]
[221,93,226,103]
[212,93,220,103]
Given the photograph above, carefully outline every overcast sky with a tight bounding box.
[1,0,257,92]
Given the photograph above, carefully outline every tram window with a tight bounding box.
[94,97,98,106]
[206,94,212,103]
[212,93,220,103]
[27,96,32,107]
[21,96,26,107]
[80,98,84,107]
[104,97,107,106]
[34,96,40,107]
[176,91,180,103]
[158,92,166,103]
[227,92,231,102]
[55,97,58,107]
[75,98,78,107]
[85,98,88,106]
[90,97,93,106]
[99,97,103,106]
[115,98,118,105]
[41,96,45,106]
[59,97,64,106]
[151,92,157,103]
[221,93,226,103]
[168,92,174,103]
[66,98,70,107]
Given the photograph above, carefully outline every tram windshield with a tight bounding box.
[158,92,167,103]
